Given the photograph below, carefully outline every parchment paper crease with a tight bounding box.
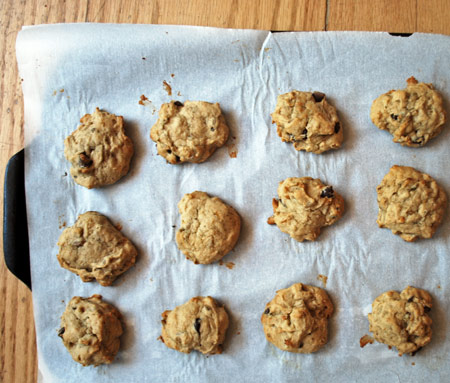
[16,24,450,382]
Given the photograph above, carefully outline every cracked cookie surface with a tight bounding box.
[176,191,241,264]
[370,77,446,147]
[271,90,343,154]
[376,165,447,242]
[160,296,229,354]
[150,101,229,164]
[57,211,138,286]
[58,294,123,366]
[368,286,432,356]
[261,283,333,353]
[64,108,134,189]
[268,177,344,242]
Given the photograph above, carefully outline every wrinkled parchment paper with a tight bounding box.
[16,24,450,382]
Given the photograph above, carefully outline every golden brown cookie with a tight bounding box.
[150,101,229,164]
[176,191,241,264]
[370,77,446,147]
[368,286,432,356]
[160,296,229,354]
[376,165,447,242]
[268,177,344,242]
[64,108,134,189]
[261,283,334,353]
[58,295,123,366]
[57,211,138,286]
[271,90,343,154]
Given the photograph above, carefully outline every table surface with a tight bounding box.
[1,1,450,382]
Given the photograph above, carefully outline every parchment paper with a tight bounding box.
[16,24,450,382]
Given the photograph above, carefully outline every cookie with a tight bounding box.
[58,294,123,366]
[150,101,229,164]
[160,296,229,354]
[261,283,333,353]
[57,211,138,286]
[368,286,432,356]
[271,90,343,154]
[370,77,446,147]
[176,191,241,264]
[64,108,134,189]
[376,165,447,242]
[268,177,344,242]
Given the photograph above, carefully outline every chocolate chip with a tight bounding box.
[334,122,340,133]
[58,327,65,337]
[167,149,172,154]
[264,308,270,315]
[175,155,181,162]
[412,138,423,145]
[194,318,201,333]
[424,306,431,313]
[210,127,215,132]
[408,297,414,303]
[302,129,308,140]
[174,101,184,107]
[390,114,398,121]
[312,92,325,102]
[78,152,92,168]
[320,186,334,198]
[411,347,422,356]
[298,342,303,348]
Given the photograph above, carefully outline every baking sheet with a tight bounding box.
[16,24,450,382]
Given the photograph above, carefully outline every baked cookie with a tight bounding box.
[64,108,134,189]
[160,296,229,354]
[268,177,344,242]
[58,294,123,366]
[370,77,446,147]
[368,286,432,356]
[261,283,333,353]
[150,101,229,164]
[271,90,343,154]
[176,191,241,264]
[57,211,138,286]
[376,165,447,242]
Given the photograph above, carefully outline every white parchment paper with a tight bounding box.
[16,24,450,382]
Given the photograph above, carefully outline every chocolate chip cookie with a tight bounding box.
[64,108,134,189]
[376,165,447,242]
[160,296,229,354]
[57,211,138,286]
[150,101,229,164]
[176,191,241,264]
[271,90,343,154]
[367,286,432,356]
[370,77,446,147]
[268,177,344,242]
[58,294,123,366]
[261,283,334,353]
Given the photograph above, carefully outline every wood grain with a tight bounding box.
[1,0,449,382]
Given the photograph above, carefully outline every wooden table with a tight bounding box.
[1,1,449,382]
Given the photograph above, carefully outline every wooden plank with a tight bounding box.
[84,0,327,30]
[327,0,416,33]
[417,0,450,34]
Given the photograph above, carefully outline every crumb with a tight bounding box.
[52,90,57,96]
[172,225,176,228]
[412,362,415,366]
[115,223,123,231]
[163,80,172,96]
[171,73,175,78]
[264,47,271,52]
[177,91,181,96]
[219,260,224,266]
[437,285,441,289]
[142,57,146,60]
[225,262,235,270]
[317,274,328,287]
[359,335,374,348]
[236,331,240,335]
[60,89,64,93]
[139,94,150,106]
